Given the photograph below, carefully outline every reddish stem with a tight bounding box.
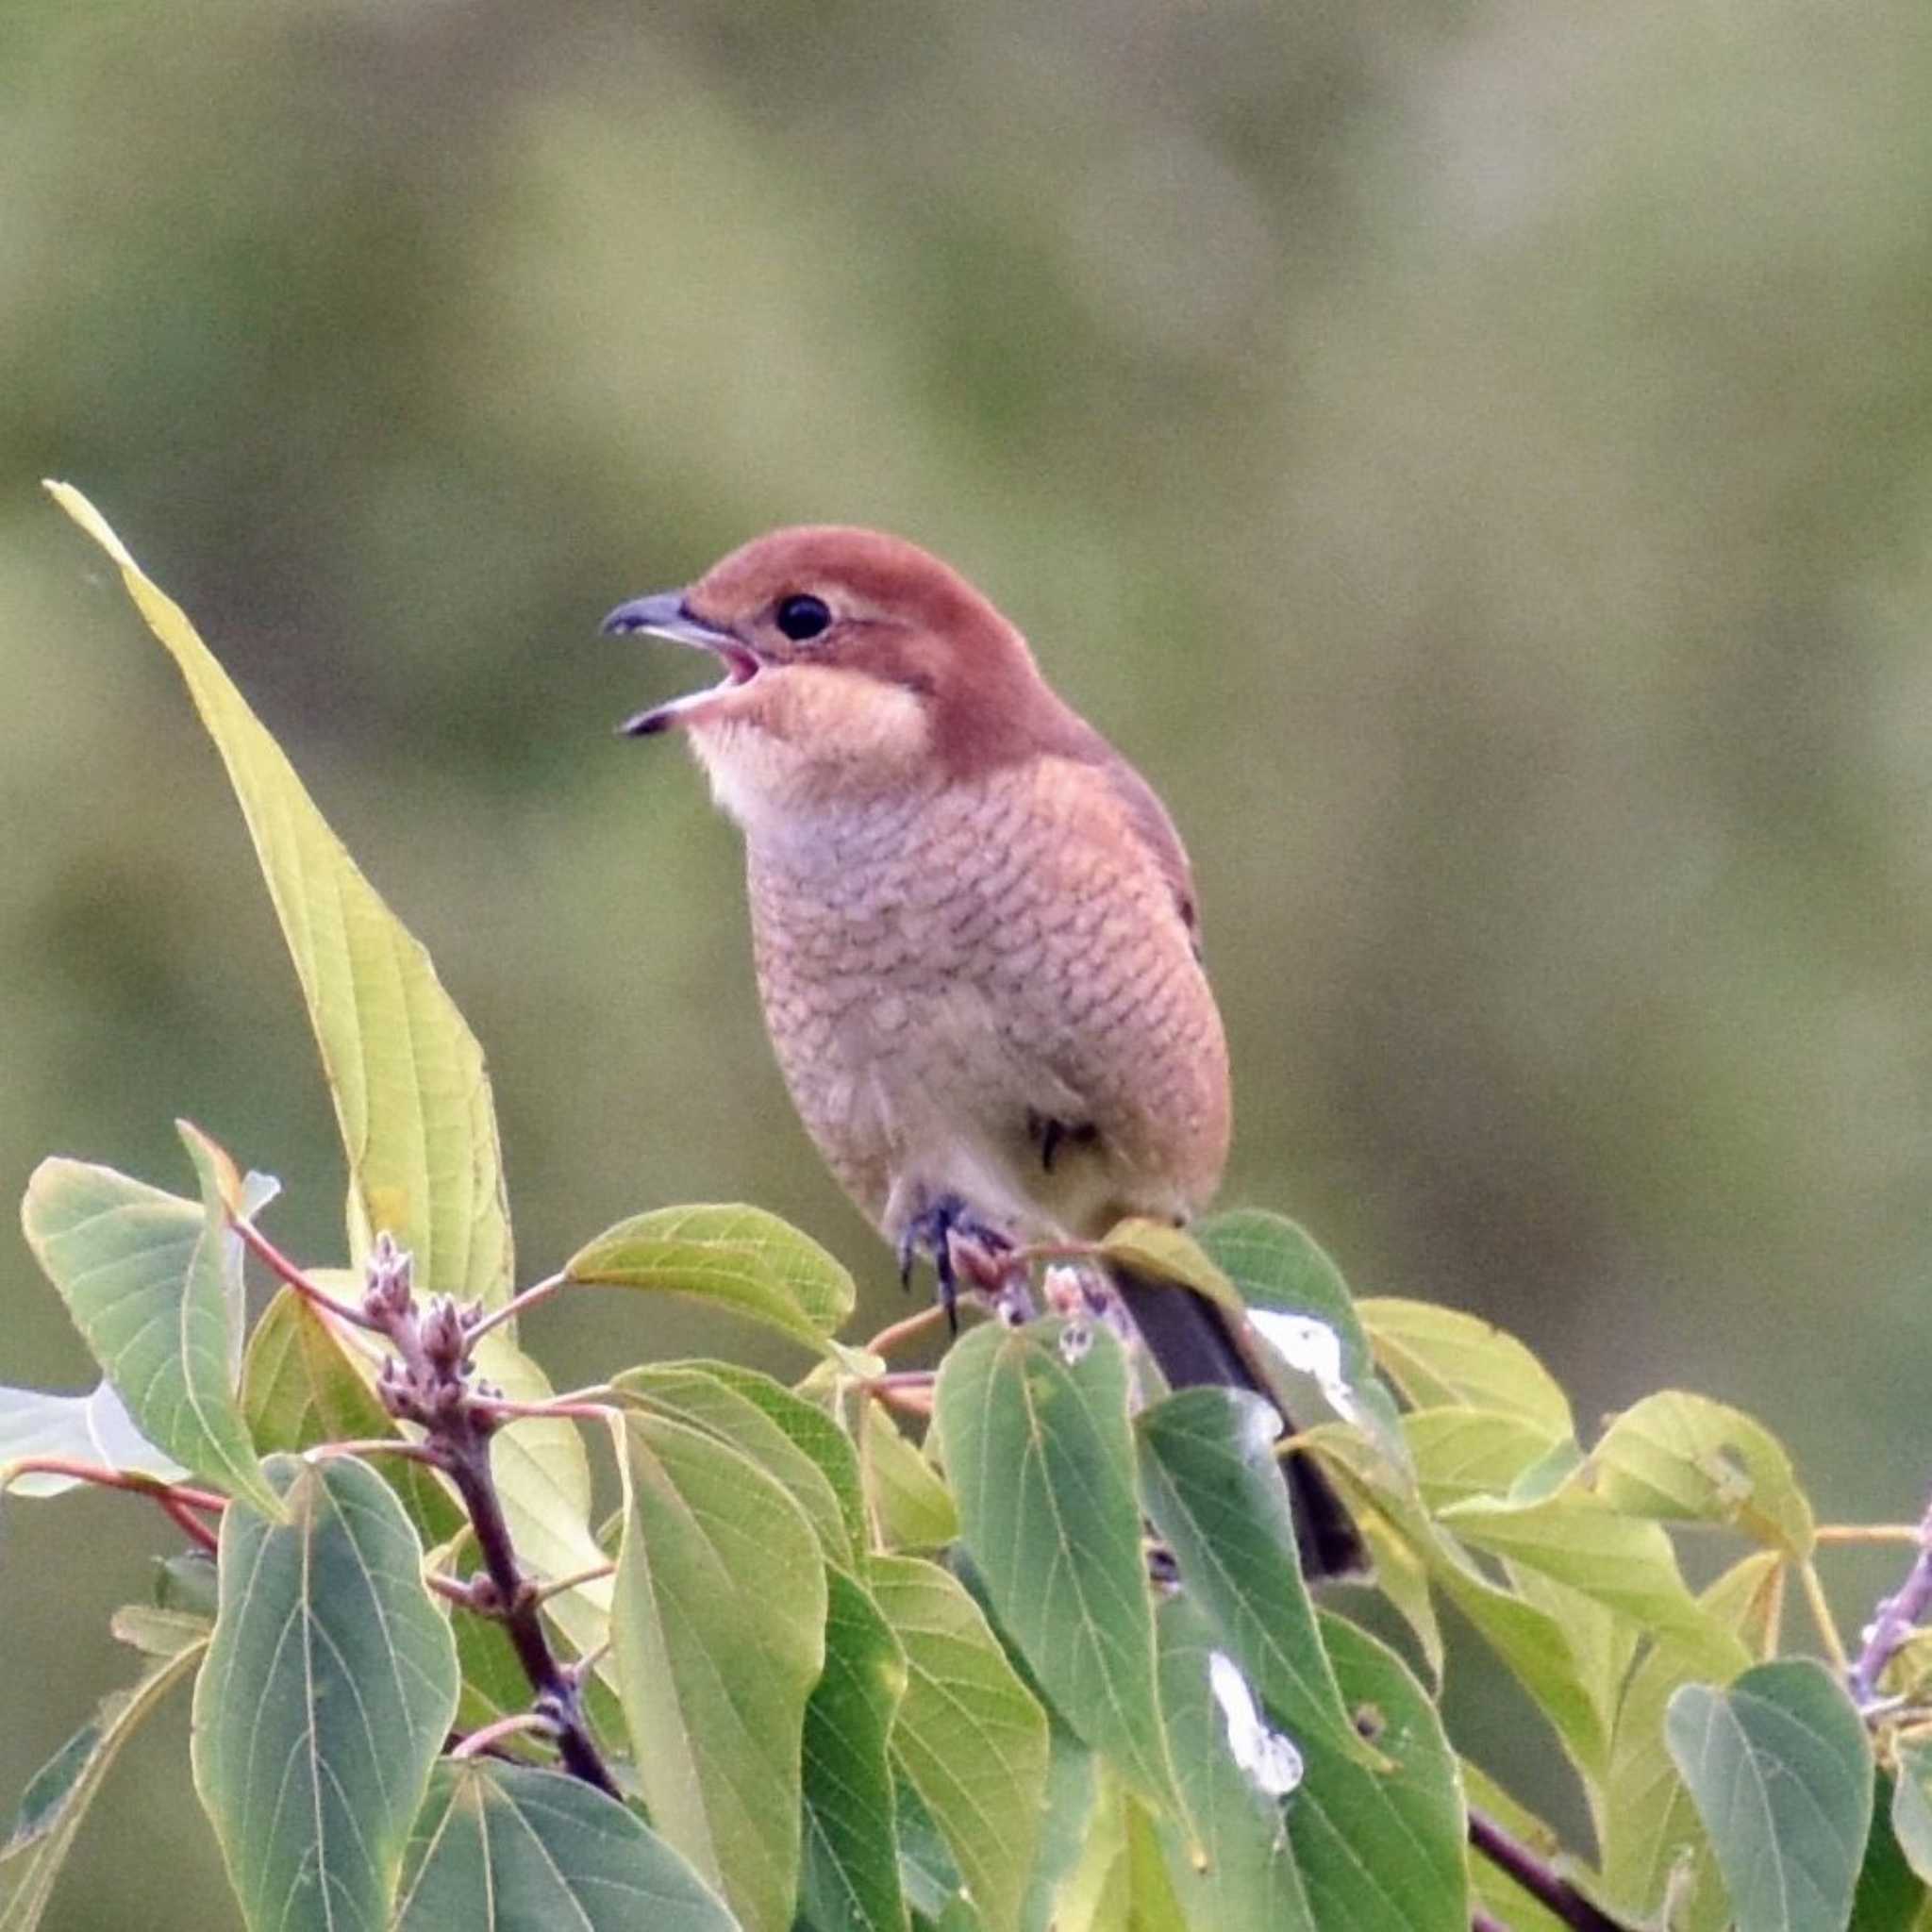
[229,1218,381,1331]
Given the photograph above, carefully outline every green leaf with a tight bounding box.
[1286,1612,1469,1932]
[0,1379,185,1498]
[0,1639,206,1932]
[566,1204,856,1352]
[1358,1296,1573,1435]
[1404,1405,1567,1509]
[610,1407,826,1932]
[1599,1549,1784,1932]
[684,1358,869,1556]
[396,1760,739,1930]
[1308,1419,1613,1779]
[1150,1597,1317,1929]
[1134,1386,1368,1765]
[616,1362,856,1567]
[48,481,512,1307]
[192,1454,459,1932]
[1051,1773,1188,1932]
[933,1322,1184,1828]
[20,1153,279,1514]
[1589,1391,1815,1558]
[1855,1774,1928,1932]
[108,1604,212,1658]
[1017,1730,1098,1932]
[861,1403,958,1552]
[1095,1219,1244,1318]
[1891,1738,1932,1886]
[1193,1208,1407,1459]
[870,1555,1050,1932]
[1667,1659,1874,1932]
[242,1286,463,1543]
[1441,1489,1747,1677]
[799,1566,910,1932]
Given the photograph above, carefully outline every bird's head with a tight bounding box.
[604,527,1078,824]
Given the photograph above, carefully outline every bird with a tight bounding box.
[603,526,1364,1579]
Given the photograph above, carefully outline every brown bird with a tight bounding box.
[605,527,1363,1577]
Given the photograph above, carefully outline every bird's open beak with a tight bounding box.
[602,591,761,737]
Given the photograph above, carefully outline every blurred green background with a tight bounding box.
[6,0,1932,1920]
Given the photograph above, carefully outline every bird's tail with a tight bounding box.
[1109,1263,1369,1582]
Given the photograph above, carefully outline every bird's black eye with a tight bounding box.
[774,593,832,641]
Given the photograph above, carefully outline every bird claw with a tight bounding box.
[897,1195,1016,1332]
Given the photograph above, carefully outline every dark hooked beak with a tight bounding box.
[601,591,760,736]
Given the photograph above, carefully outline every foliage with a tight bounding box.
[4,495,1927,1931]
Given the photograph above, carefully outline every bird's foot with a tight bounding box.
[896,1195,1021,1332]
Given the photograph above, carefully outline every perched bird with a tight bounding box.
[605,527,1363,1577]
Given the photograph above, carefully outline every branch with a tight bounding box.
[346,1232,621,1799]
[1467,1807,1634,1932]
[1852,1491,1932,1708]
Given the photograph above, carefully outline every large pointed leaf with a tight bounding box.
[870,1555,1049,1932]
[396,1760,738,1930]
[1667,1660,1874,1932]
[0,1639,206,1932]
[0,1380,185,1498]
[933,1322,1184,1827]
[567,1204,855,1350]
[799,1565,910,1932]
[610,1408,826,1932]
[21,1153,278,1514]
[1287,1612,1468,1931]
[1151,1598,1316,1929]
[1134,1386,1365,1764]
[192,1454,459,1932]
[48,482,511,1306]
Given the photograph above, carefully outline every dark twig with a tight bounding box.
[1472,1910,1511,1932]
[1467,1807,1632,1932]
[347,1231,620,1799]
[1852,1491,1932,1708]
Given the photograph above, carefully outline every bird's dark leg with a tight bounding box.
[896,1193,1015,1331]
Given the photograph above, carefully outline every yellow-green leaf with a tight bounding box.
[47,481,511,1307]
[21,1153,279,1515]
[1359,1298,1572,1436]
[566,1204,856,1351]
[1589,1391,1814,1558]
